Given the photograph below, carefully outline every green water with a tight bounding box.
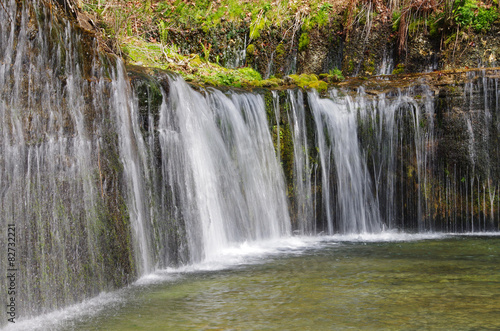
[66,235,500,330]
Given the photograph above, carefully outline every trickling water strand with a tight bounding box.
[286,90,315,234]
[357,92,396,228]
[224,35,247,69]
[272,90,281,163]
[111,61,153,274]
[265,51,275,79]
[488,179,496,229]
[413,87,435,231]
[378,48,394,75]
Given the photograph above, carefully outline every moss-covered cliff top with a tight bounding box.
[76,0,500,89]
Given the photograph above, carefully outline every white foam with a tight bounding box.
[2,291,124,331]
[324,230,449,242]
[135,272,179,286]
[143,236,322,278]
[454,232,500,237]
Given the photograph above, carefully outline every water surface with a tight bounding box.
[9,234,500,330]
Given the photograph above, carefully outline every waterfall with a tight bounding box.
[309,90,382,234]
[356,87,436,231]
[2,0,500,326]
[286,90,315,234]
[0,0,135,323]
[163,77,291,262]
[111,62,153,275]
[295,85,437,233]
[1,0,293,323]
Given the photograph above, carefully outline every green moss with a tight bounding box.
[276,43,286,57]
[246,44,256,56]
[346,60,354,73]
[428,18,440,37]
[454,0,498,32]
[289,74,327,90]
[280,124,295,187]
[121,37,267,88]
[299,33,310,52]
[237,67,262,81]
[308,80,328,91]
[392,63,405,75]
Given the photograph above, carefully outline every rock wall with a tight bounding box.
[157,8,500,78]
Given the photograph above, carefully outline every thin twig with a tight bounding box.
[452,25,459,64]
[0,0,13,24]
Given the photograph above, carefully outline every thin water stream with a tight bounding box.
[8,234,500,330]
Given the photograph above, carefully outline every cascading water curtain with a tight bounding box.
[309,90,382,234]
[0,0,137,324]
[286,90,316,234]
[356,87,436,231]
[305,86,441,233]
[162,77,291,262]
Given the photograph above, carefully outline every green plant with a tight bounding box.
[237,67,262,81]
[392,63,405,75]
[201,42,212,61]
[454,0,498,31]
[158,20,168,44]
[329,68,345,81]
[428,14,441,37]
[298,32,310,51]
[315,3,333,26]
[454,0,477,27]
[392,10,402,33]
[246,44,256,55]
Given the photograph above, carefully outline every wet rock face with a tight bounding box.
[436,73,500,180]
[167,25,249,69]
[246,23,299,79]
[342,20,396,77]
[297,25,343,75]
[405,32,440,73]
[438,105,476,171]
[441,24,500,70]
[134,5,500,80]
